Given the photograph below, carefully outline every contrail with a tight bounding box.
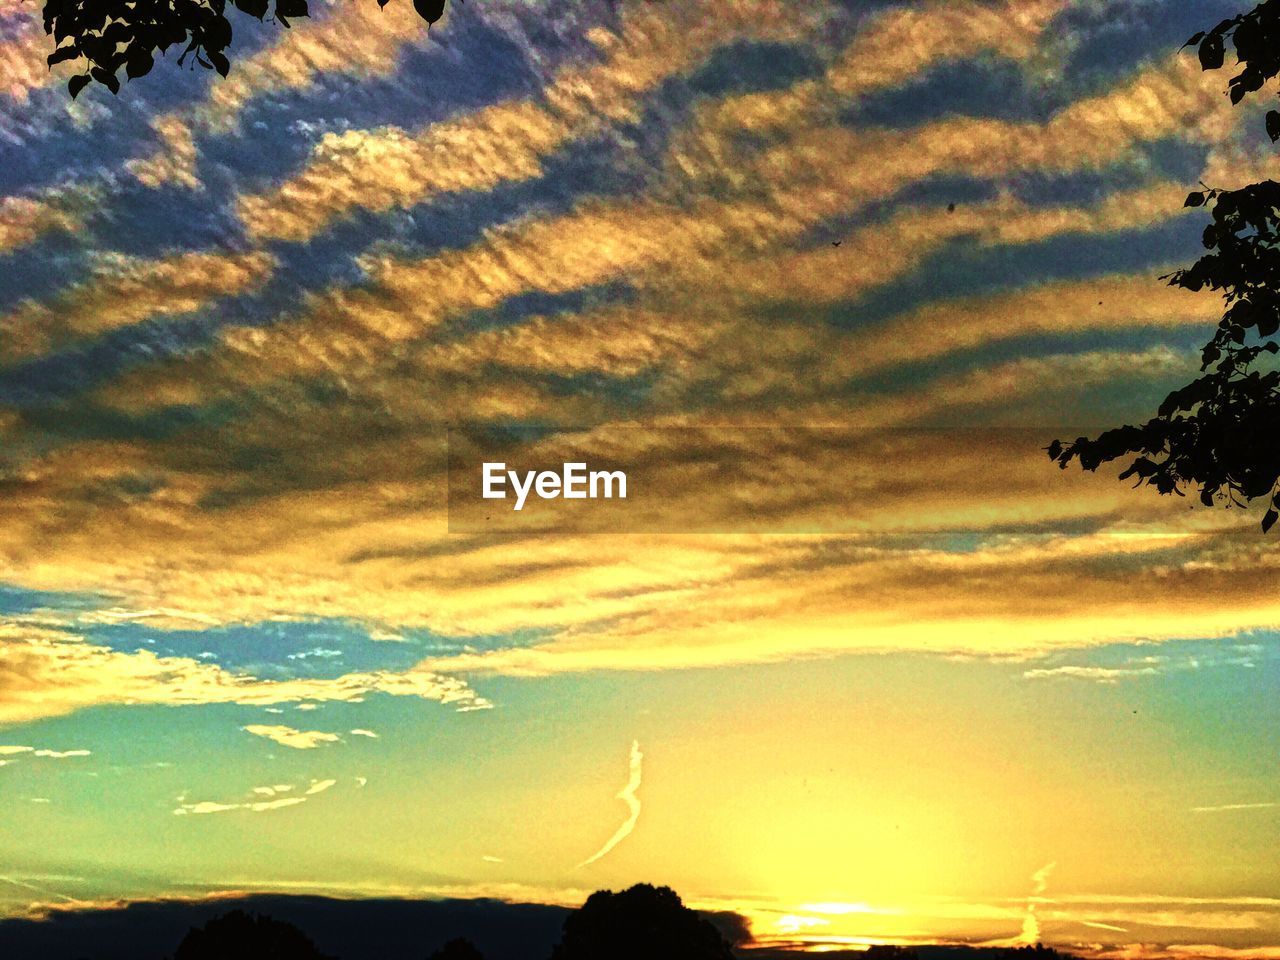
[1191,801,1277,813]
[1020,861,1056,945]
[0,875,76,903]
[1079,920,1129,933]
[578,740,642,868]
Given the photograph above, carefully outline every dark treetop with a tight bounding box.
[548,884,738,960]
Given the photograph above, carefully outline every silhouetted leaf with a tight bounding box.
[89,65,119,93]
[1199,34,1225,69]
[413,0,446,23]
[234,0,269,19]
[125,49,153,78]
[205,17,232,49]
[1263,508,1277,533]
[1185,191,1206,207]
[67,72,90,97]
[46,43,78,65]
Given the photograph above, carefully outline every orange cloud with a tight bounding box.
[0,251,275,365]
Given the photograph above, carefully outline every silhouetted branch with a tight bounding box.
[41,0,458,98]
[1051,0,1280,532]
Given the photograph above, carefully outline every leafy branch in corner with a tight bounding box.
[1049,0,1280,532]
[41,0,457,98]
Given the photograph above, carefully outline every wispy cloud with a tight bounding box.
[173,780,341,815]
[0,622,490,724]
[1079,920,1132,933]
[0,745,91,761]
[1024,643,1272,684]
[174,797,309,816]
[1022,665,1163,683]
[578,740,643,868]
[1191,802,1278,814]
[251,784,295,797]
[243,725,341,750]
[0,874,78,905]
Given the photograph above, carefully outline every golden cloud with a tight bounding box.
[0,25,70,102]
[0,622,489,725]
[0,3,1268,705]
[237,0,819,240]
[128,116,201,191]
[0,191,90,256]
[0,250,275,365]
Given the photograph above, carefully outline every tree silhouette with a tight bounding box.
[1050,1,1280,531]
[548,884,738,960]
[40,0,457,99]
[171,910,334,960]
[864,947,920,960]
[428,938,486,960]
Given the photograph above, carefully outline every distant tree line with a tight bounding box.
[168,884,740,960]
[163,884,1081,960]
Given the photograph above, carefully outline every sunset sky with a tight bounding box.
[0,0,1278,954]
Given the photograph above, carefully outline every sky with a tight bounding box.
[0,0,1278,955]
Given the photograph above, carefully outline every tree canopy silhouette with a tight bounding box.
[428,938,485,960]
[547,884,737,960]
[1050,0,1280,531]
[40,0,457,98]
[863,947,920,960]
[171,909,334,960]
